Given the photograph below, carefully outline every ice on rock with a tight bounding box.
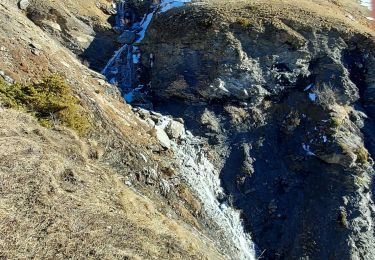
[302,143,316,156]
[136,10,155,43]
[159,0,191,13]
[304,83,314,91]
[124,91,134,103]
[309,93,317,102]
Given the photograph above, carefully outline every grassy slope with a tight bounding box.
[0,109,222,259]
[197,0,374,35]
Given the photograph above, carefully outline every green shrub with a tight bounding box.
[0,75,91,136]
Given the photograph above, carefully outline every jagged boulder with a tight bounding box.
[166,120,185,140]
[18,0,29,10]
[155,126,171,149]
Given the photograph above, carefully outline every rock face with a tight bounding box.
[141,1,375,259]
[22,0,118,71]
[117,30,136,44]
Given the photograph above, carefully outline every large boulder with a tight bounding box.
[18,0,29,10]
[155,126,171,149]
[166,120,185,140]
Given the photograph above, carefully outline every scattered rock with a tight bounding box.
[137,108,150,119]
[165,120,185,140]
[97,79,106,86]
[155,126,171,149]
[145,118,155,128]
[0,71,14,84]
[31,48,40,56]
[150,111,162,117]
[160,179,171,196]
[18,0,30,10]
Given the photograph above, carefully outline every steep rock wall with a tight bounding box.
[141,1,375,259]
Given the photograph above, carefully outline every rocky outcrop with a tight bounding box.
[21,0,119,71]
[140,1,375,259]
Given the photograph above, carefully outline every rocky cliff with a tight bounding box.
[140,0,375,259]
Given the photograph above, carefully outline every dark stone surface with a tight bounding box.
[140,5,375,260]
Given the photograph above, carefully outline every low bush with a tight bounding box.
[314,84,337,108]
[0,75,91,136]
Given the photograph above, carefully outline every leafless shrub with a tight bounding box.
[313,84,337,108]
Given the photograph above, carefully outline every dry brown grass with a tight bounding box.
[0,108,224,260]
[198,0,374,35]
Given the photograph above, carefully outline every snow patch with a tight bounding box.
[102,44,129,75]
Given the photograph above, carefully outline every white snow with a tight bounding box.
[159,0,191,13]
[309,93,317,102]
[218,79,230,93]
[322,135,328,143]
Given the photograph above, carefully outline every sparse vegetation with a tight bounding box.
[0,75,91,135]
[339,142,350,155]
[236,17,251,27]
[355,146,369,164]
[314,84,337,108]
[330,117,342,129]
[337,209,348,228]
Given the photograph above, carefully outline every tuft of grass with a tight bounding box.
[330,117,342,129]
[0,75,91,136]
[355,146,369,164]
[337,210,348,228]
[236,17,251,27]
